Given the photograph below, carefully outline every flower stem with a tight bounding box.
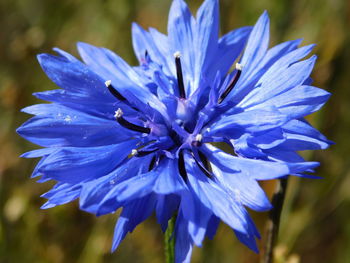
[261,178,289,263]
[164,215,176,263]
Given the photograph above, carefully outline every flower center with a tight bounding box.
[104,56,243,178]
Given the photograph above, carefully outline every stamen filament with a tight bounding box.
[174,52,186,99]
[105,80,127,101]
[192,150,213,178]
[115,108,151,134]
[218,63,242,104]
[133,148,158,157]
[148,156,157,171]
[178,150,188,181]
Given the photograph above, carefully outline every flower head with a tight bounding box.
[17,0,331,261]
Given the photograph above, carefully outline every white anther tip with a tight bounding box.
[131,149,138,156]
[114,108,123,118]
[195,134,203,142]
[236,63,243,71]
[105,80,112,87]
[173,51,181,58]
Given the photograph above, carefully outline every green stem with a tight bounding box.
[164,215,176,263]
[261,178,289,263]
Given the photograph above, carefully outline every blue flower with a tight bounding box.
[17,0,331,261]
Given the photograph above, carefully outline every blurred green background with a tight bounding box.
[0,0,349,262]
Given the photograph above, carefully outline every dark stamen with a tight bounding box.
[169,129,183,146]
[135,149,158,157]
[198,150,211,171]
[106,81,141,112]
[218,63,242,104]
[193,151,213,179]
[191,134,203,147]
[105,80,127,101]
[178,150,188,181]
[115,108,150,134]
[174,52,186,99]
[148,156,157,171]
[141,50,150,65]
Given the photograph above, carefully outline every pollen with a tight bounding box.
[195,134,203,142]
[173,51,181,58]
[114,108,123,119]
[131,149,138,156]
[105,80,112,87]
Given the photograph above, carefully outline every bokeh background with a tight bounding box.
[1,0,349,262]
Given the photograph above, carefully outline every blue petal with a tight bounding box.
[262,44,315,76]
[193,0,219,90]
[233,135,267,158]
[36,140,137,183]
[187,205,212,247]
[264,149,306,163]
[79,173,119,214]
[148,27,175,77]
[156,194,181,232]
[41,183,81,209]
[17,104,134,147]
[258,85,330,118]
[30,155,51,179]
[239,11,269,75]
[233,209,260,253]
[33,89,135,120]
[202,144,319,180]
[175,213,193,263]
[131,23,170,74]
[245,39,303,84]
[240,54,317,108]
[209,108,288,137]
[256,39,302,72]
[180,188,212,246]
[112,195,157,252]
[184,152,249,234]
[281,119,332,149]
[113,172,157,202]
[76,42,169,118]
[234,229,259,253]
[234,231,259,252]
[20,147,58,158]
[111,214,128,252]
[53,47,80,62]
[272,119,332,151]
[246,128,286,150]
[167,0,195,94]
[37,53,107,96]
[98,165,160,211]
[206,26,251,80]
[262,149,321,178]
[149,27,170,58]
[79,155,154,215]
[205,215,220,240]
[233,43,314,104]
[211,164,272,211]
[77,42,146,86]
[153,158,186,194]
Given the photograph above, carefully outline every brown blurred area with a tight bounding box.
[1,0,350,262]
